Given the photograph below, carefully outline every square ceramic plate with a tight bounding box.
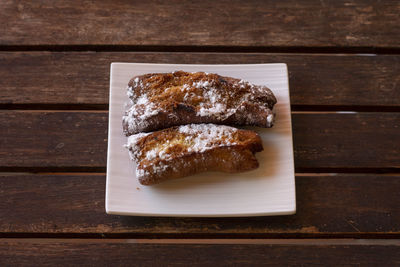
[106,63,295,217]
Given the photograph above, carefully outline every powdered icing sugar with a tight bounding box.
[193,78,264,119]
[127,86,134,98]
[267,114,274,125]
[123,71,276,134]
[132,77,141,87]
[198,103,227,117]
[126,132,151,157]
[127,125,235,178]
[194,80,232,118]
[192,80,210,88]
[179,124,237,153]
[126,124,239,176]
[123,93,160,133]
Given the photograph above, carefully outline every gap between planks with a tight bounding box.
[0,45,399,55]
[1,233,400,240]
[1,238,399,246]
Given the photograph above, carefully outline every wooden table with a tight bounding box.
[1,1,399,265]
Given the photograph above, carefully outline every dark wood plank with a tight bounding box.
[1,0,399,48]
[1,111,399,170]
[0,111,108,168]
[292,113,400,170]
[1,174,399,235]
[1,240,400,266]
[1,52,399,107]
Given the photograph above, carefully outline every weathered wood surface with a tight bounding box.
[1,52,399,108]
[292,113,400,170]
[1,1,399,48]
[0,111,108,169]
[1,240,400,266]
[1,111,399,170]
[2,0,399,264]
[1,174,399,235]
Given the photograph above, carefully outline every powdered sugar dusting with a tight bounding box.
[193,77,266,120]
[123,71,276,135]
[193,79,233,118]
[193,80,210,88]
[126,124,240,177]
[179,124,237,153]
[152,162,168,173]
[123,87,160,134]
[126,132,151,158]
[135,168,143,177]
[267,114,274,125]
[127,86,134,98]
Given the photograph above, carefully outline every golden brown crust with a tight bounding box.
[126,124,263,185]
[123,71,277,135]
[138,147,260,185]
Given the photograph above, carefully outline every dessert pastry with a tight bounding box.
[126,124,263,185]
[123,71,277,135]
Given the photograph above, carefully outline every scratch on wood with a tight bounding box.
[346,220,361,232]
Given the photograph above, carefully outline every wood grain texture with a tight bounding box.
[292,113,400,170]
[1,52,399,107]
[1,241,400,266]
[1,174,399,235]
[1,111,399,170]
[1,0,399,48]
[0,111,108,168]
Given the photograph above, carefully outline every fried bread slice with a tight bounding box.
[123,71,277,135]
[126,124,263,185]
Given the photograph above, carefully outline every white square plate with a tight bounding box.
[106,63,295,217]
